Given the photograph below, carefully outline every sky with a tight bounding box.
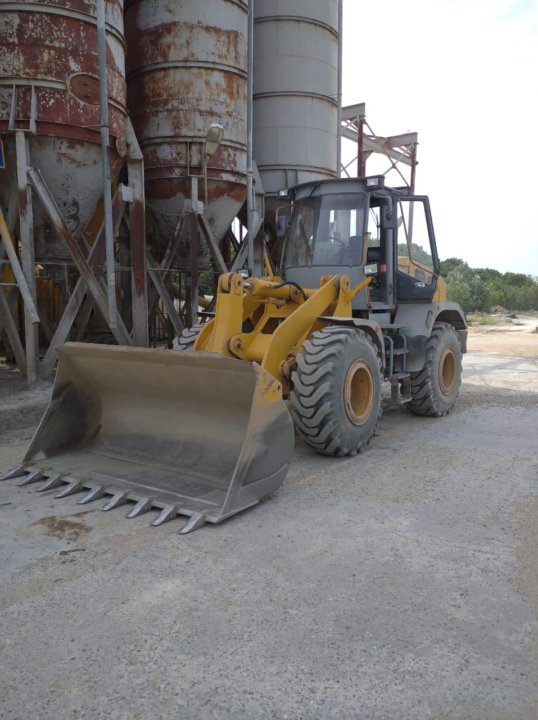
[341,0,538,275]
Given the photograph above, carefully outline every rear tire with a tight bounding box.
[176,324,203,351]
[408,322,462,417]
[290,326,382,456]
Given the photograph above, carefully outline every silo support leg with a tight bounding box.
[187,212,199,328]
[15,131,38,384]
[0,284,26,376]
[0,207,38,379]
[127,157,148,347]
[0,189,25,371]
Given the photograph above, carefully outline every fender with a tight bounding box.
[318,316,386,368]
[394,302,468,371]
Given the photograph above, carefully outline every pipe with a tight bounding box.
[246,0,255,274]
[336,0,343,179]
[96,0,117,329]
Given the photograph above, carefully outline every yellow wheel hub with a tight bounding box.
[344,359,374,425]
[438,347,456,395]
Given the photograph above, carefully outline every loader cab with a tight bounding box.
[281,178,370,309]
[281,177,440,311]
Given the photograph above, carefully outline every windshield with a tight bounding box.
[285,194,366,267]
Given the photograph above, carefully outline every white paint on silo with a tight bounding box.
[253,0,340,195]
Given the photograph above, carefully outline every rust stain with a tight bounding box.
[124,0,248,231]
[0,1,127,140]
[0,2,128,260]
[32,514,91,543]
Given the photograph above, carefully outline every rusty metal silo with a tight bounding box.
[253,0,340,197]
[124,0,248,246]
[0,0,128,261]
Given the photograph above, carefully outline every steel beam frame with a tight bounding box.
[340,103,419,190]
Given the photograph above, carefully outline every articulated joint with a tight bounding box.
[219,272,244,295]
[228,336,244,356]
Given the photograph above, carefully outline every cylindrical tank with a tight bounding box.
[0,0,127,261]
[125,0,248,247]
[253,0,339,196]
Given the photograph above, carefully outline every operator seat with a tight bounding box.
[340,235,362,265]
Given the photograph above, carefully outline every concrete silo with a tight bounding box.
[253,0,340,198]
[0,0,132,381]
[124,0,249,247]
[0,0,127,260]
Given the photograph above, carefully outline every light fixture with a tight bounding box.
[366,175,385,188]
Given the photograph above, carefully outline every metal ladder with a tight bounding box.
[383,333,412,405]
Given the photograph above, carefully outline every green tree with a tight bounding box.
[503,272,534,288]
[473,267,502,284]
[440,257,466,277]
[397,242,433,266]
[446,265,490,312]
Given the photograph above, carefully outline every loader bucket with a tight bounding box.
[4,343,294,533]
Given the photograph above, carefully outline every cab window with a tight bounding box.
[396,199,435,285]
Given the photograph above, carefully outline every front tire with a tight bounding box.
[408,322,462,416]
[290,326,382,456]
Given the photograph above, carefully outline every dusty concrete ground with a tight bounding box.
[0,326,537,720]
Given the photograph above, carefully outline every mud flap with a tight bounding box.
[6,343,294,532]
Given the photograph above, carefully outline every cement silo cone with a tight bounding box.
[125,0,248,248]
[0,1,128,262]
[253,0,339,200]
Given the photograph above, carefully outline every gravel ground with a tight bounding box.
[0,350,537,720]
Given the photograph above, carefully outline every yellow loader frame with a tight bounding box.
[193,272,373,391]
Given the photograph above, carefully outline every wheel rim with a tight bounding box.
[438,347,456,395]
[344,360,374,425]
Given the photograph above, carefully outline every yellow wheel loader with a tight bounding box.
[2,177,467,533]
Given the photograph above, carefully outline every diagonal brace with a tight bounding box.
[41,190,126,374]
[0,207,39,323]
[27,166,132,346]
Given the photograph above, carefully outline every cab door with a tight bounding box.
[395,197,440,302]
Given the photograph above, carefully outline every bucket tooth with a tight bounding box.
[55,479,86,499]
[17,469,44,486]
[102,491,128,512]
[37,474,64,492]
[180,513,205,535]
[151,505,177,527]
[126,498,153,519]
[78,485,106,505]
[0,466,26,481]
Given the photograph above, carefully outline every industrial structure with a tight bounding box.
[0,0,423,384]
[0,0,345,380]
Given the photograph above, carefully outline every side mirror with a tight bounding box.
[364,263,379,276]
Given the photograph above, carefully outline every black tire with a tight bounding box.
[408,322,462,417]
[176,323,203,351]
[290,326,382,457]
